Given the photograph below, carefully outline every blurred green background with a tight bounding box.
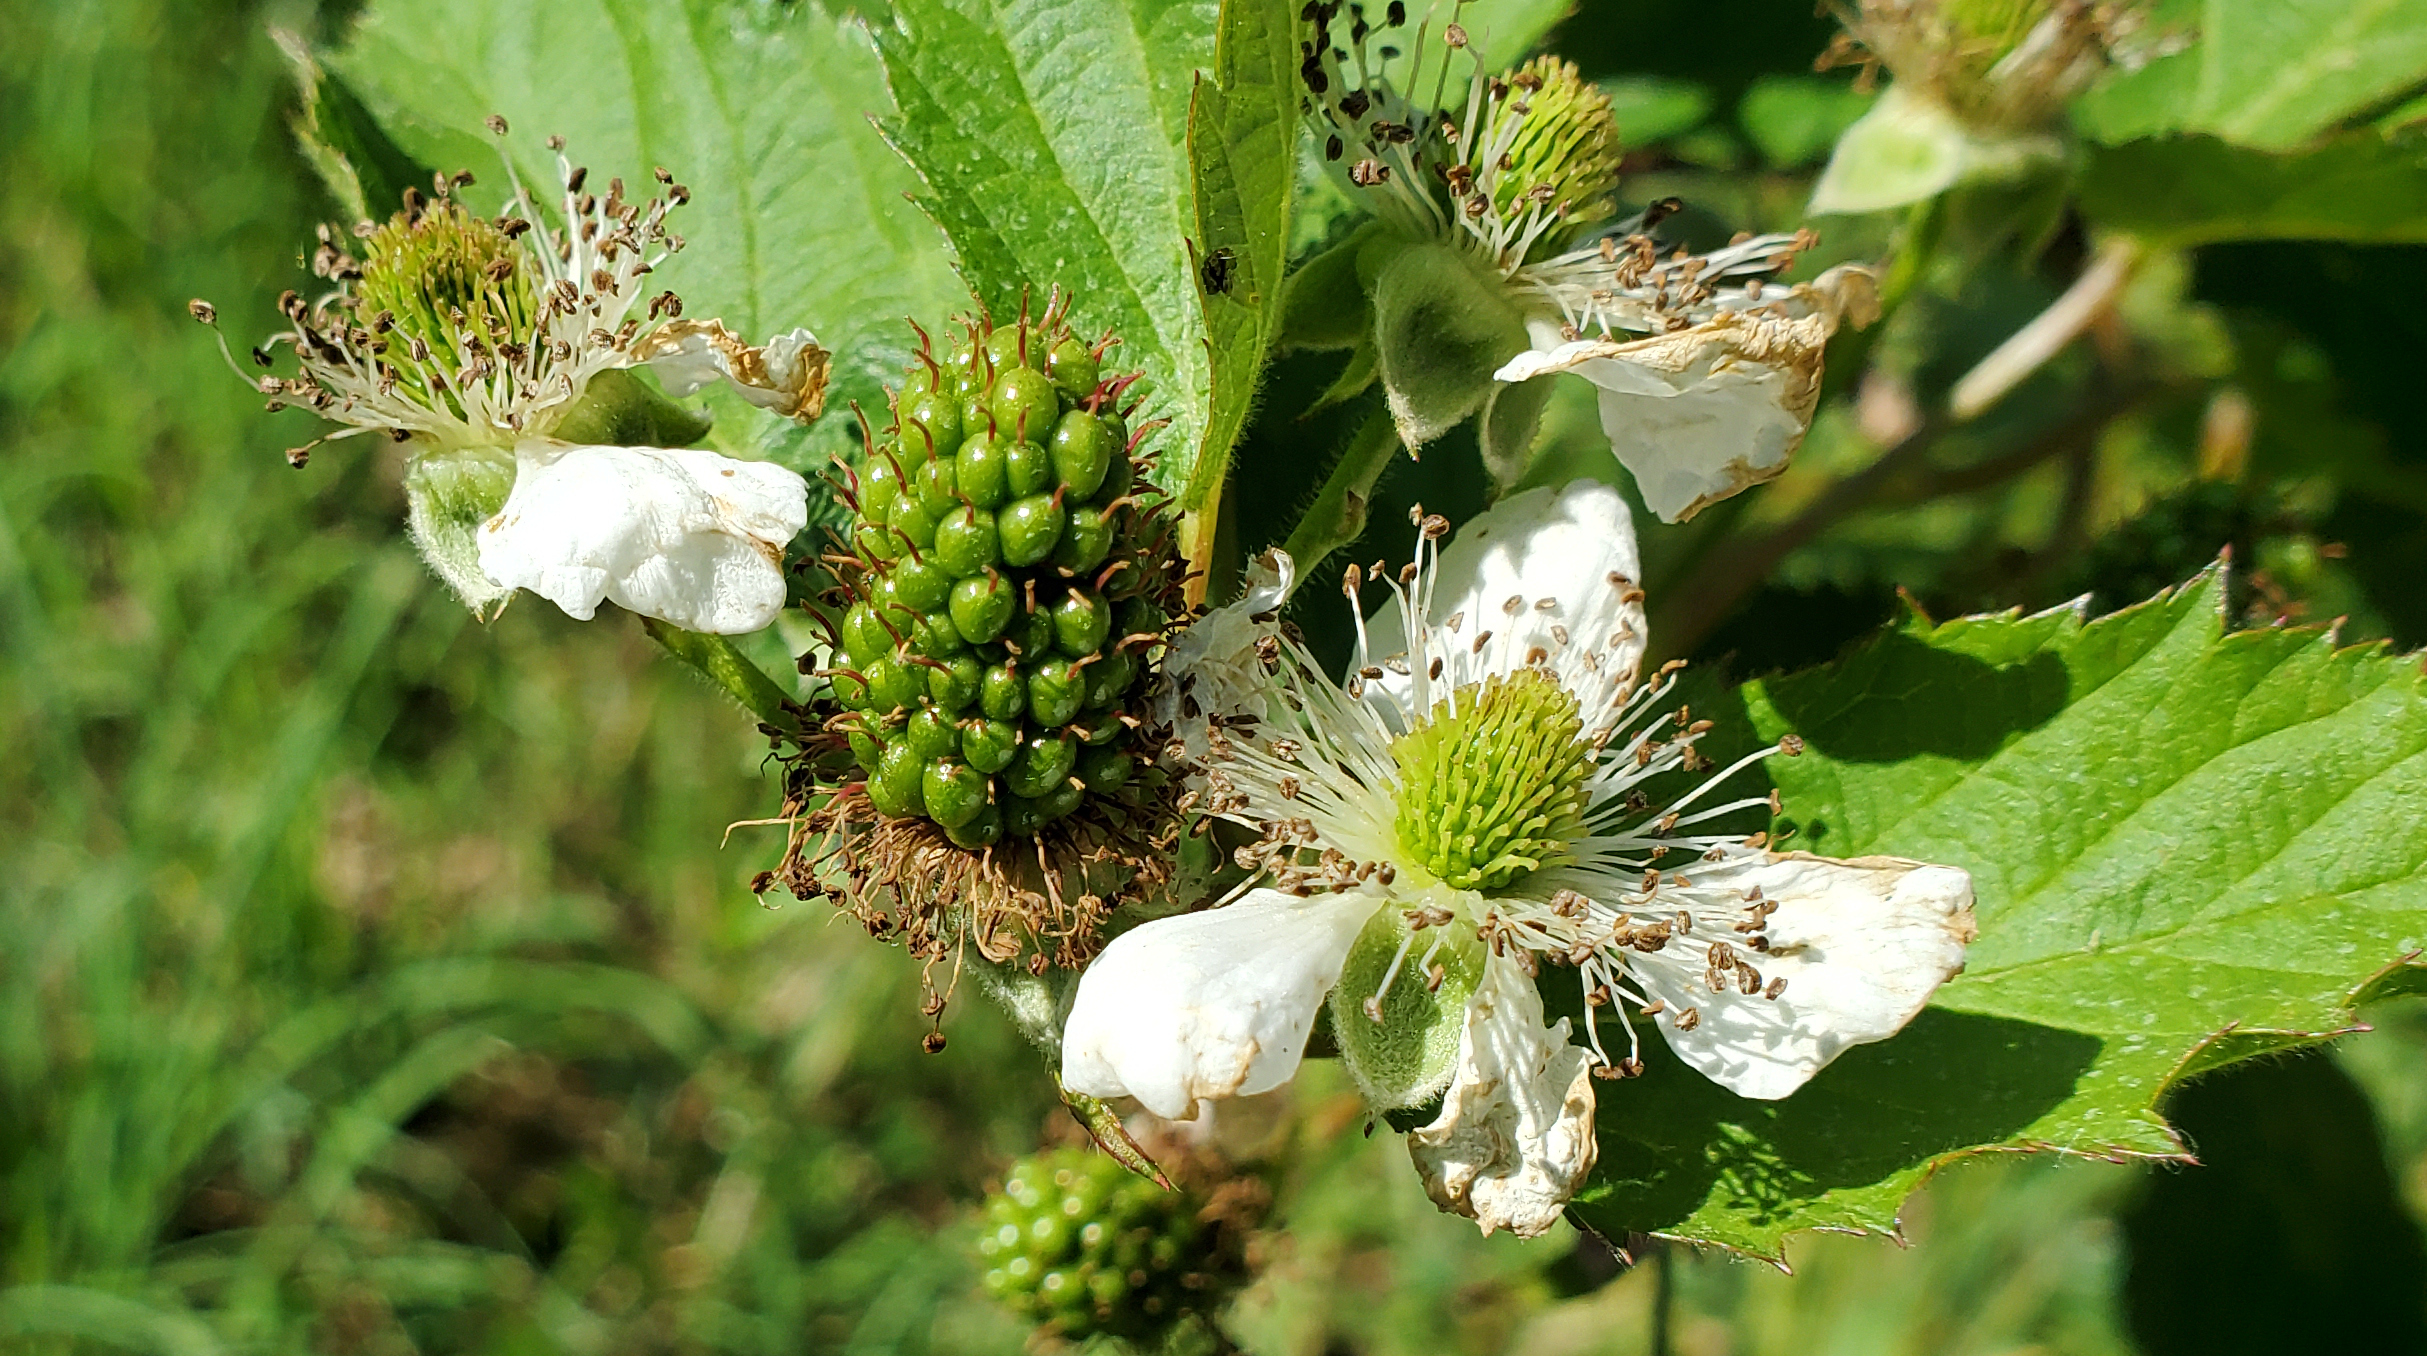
[5,0,2426,1352]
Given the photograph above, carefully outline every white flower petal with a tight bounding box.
[1494,266,1877,523]
[1060,887,1380,1120]
[1407,953,1598,1238]
[477,440,808,634]
[1638,852,1977,1100]
[1364,479,1646,734]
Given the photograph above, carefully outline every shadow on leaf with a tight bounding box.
[1756,626,2071,764]
[1567,1007,2100,1246]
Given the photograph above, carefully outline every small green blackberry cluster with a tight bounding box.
[976,1148,1246,1344]
[827,303,1179,850]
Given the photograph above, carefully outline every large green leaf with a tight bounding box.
[871,0,1572,504]
[870,0,1220,491]
[331,0,964,466]
[2079,132,2427,246]
[2076,0,2427,150]
[1570,568,2427,1256]
[1186,0,1298,509]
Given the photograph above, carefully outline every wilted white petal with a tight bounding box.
[1494,267,1878,523]
[476,439,808,634]
[1638,852,1976,1100]
[1407,953,1597,1238]
[1155,548,1298,759]
[1364,479,1645,734]
[634,319,832,421]
[1061,887,1380,1120]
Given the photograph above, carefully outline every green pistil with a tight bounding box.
[1389,668,1592,891]
[354,200,539,404]
[1491,57,1621,232]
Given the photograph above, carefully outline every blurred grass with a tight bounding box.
[0,1,1048,1349]
[5,0,2427,1353]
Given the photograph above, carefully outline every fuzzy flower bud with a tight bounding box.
[1809,0,2139,213]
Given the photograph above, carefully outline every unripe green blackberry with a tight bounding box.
[975,1148,1248,1344]
[776,294,1189,1027]
[832,304,1173,851]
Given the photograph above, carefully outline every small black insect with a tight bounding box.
[1199,246,1236,296]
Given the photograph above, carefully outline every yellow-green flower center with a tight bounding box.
[355,200,540,402]
[1484,57,1621,233]
[1389,668,1593,891]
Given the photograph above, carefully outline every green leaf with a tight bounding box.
[330,0,964,467]
[273,26,430,223]
[1570,567,2427,1256]
[2076,0,2427,150]
[1187,0,1299,508]
[1601,76,1712,148]
[871,0,1217,492]
[1738,74,1872,169]
[2079,132,2427,246]
[1456,0,1576,68]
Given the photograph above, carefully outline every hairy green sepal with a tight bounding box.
[402,446,514,617]
[1329,907,1483,1110]
[544,368,715,448]
[1278,221,1381,352]
[1368,241,1529,452]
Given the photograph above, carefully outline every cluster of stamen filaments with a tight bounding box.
[1433,57,1624,271]
[1297,0,1471,244]
[1301,3,1634,278]
[1481,855,1790,1078]
[196,122,692,463]
[1519,224,1826,344]
[1298,2,1590,271]
[1168,640,1405,898]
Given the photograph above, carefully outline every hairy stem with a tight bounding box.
[1281,404,1400,577]
[641,618,799,733]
